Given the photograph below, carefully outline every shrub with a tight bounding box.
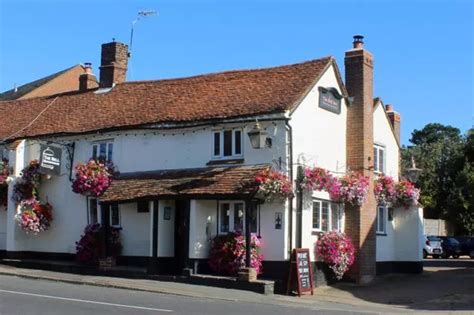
[316,231,355,280]
[75,223,122,265]
[208,232,263,276]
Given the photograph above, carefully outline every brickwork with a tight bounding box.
[344,40,377,284]
[386,109,401,146]
[18,65,86,100]
[99,42,129,88]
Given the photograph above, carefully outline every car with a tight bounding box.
[439,236,462,259]
[455,236,474,258]
[423,235,443,259]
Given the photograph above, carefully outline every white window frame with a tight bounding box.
[92,140,114,162]
[87,198,101,225]
[312,199,342,232]
[211,129,243,160]
[373,144,386,174]
[110,204,121,228]
[376,206,387,235]
[218,201,257,234]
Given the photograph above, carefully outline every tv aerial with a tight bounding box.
[128,10,158,58]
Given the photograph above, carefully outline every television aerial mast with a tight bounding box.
[128,10,158,58]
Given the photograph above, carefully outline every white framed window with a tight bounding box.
[88,198,100,224]
[110,204,121,227]
[212,129,243,159]
[219,201,257,234]
[373,144,385,174]
[312,200,342,232]
[92,141,114,162]
[376,206,386,234]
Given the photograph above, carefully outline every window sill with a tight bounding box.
[311,230,324,236]
[376,232,387,236]
[207,158,244,166]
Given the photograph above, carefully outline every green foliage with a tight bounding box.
[402,124,474,235]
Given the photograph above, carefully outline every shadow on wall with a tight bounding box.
[329,261,474,311]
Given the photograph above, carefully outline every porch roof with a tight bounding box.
[99,164,271,203]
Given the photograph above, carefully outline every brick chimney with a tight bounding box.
[99,41,129,88]
[344,35,377,284]
[385,104,401,146]
[79,63,99,91]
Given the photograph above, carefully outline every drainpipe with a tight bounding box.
[285,120,294,255]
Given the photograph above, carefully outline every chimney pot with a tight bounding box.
[353,35,364,49]
[83,62,93,74]
[385,104,394,112]
[79,63,99,91]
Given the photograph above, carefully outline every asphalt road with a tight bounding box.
[0,275,369,315]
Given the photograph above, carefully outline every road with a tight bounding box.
[0,275,365,315]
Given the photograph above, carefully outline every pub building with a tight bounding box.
[0,36,423,291]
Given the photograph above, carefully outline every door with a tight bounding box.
[174,199,190,273]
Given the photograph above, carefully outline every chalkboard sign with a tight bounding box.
[286,248,314,296]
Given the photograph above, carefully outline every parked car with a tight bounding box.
[439,236,462,259]
[455,236,474,258]
[423,235,443,259]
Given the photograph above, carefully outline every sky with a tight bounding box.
[0,0,472,145]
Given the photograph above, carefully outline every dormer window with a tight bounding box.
[212,129,242,159]
[92,141,113,162]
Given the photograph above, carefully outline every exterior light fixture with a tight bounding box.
[247,120,269,149]
[405,156,422,183]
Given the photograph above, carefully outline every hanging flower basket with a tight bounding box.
[0,159,10,208]
[254,169,293,202]
[394,180,420,208]
[301,167,335,192]
[316,231,355,280]
[72,159,115,197]
[331,172,370,206]
[14,199,53,234]
[374,175,397,206]
[12,160,41,204]
[75,223,122,265]
[208,232,263,276]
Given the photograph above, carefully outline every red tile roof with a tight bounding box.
[100,164,270,202]
[0,57,333,142]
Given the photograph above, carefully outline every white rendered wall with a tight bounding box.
[189,200,216,259]
[119,203,150,256]
[373,103,400,178]
[291,65,348,261]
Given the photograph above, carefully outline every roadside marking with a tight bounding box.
[0,289,173,313]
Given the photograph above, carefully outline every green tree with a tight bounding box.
[402,124,473,235]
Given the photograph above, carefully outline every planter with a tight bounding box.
[99,257,116,270]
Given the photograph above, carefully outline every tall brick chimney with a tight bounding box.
[344,35,377,284]
[385,104,401,146]
[99,41,129,88]
[79,63,99,91]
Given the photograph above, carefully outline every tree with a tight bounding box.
[402,124,473,235]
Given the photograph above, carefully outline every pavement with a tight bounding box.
[0,259,473,314]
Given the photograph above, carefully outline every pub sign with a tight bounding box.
[39,145,62,175]
[318,86,342,114]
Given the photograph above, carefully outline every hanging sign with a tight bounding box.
[318,87,342,114]
[286,248,314,296]
[39,145,62,175]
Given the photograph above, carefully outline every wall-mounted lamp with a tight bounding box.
[247,121,271,149]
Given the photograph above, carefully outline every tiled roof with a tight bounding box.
[0,57,333,142]
[0,65,80,101]
[99,164,270,203]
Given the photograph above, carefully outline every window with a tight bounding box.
[92,141,114,162]
[212,129,243,159]
[312,200,341,232]
[110,204,120,227]
[88,198,99,224]
[373,145,385,173]
[219,201,256,234]
[376,206,386,234]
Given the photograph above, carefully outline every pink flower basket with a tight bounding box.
[316,231,355,280]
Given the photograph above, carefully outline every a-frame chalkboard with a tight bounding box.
[286,248,314,296]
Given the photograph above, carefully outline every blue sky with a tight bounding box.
[0,0,472,145]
